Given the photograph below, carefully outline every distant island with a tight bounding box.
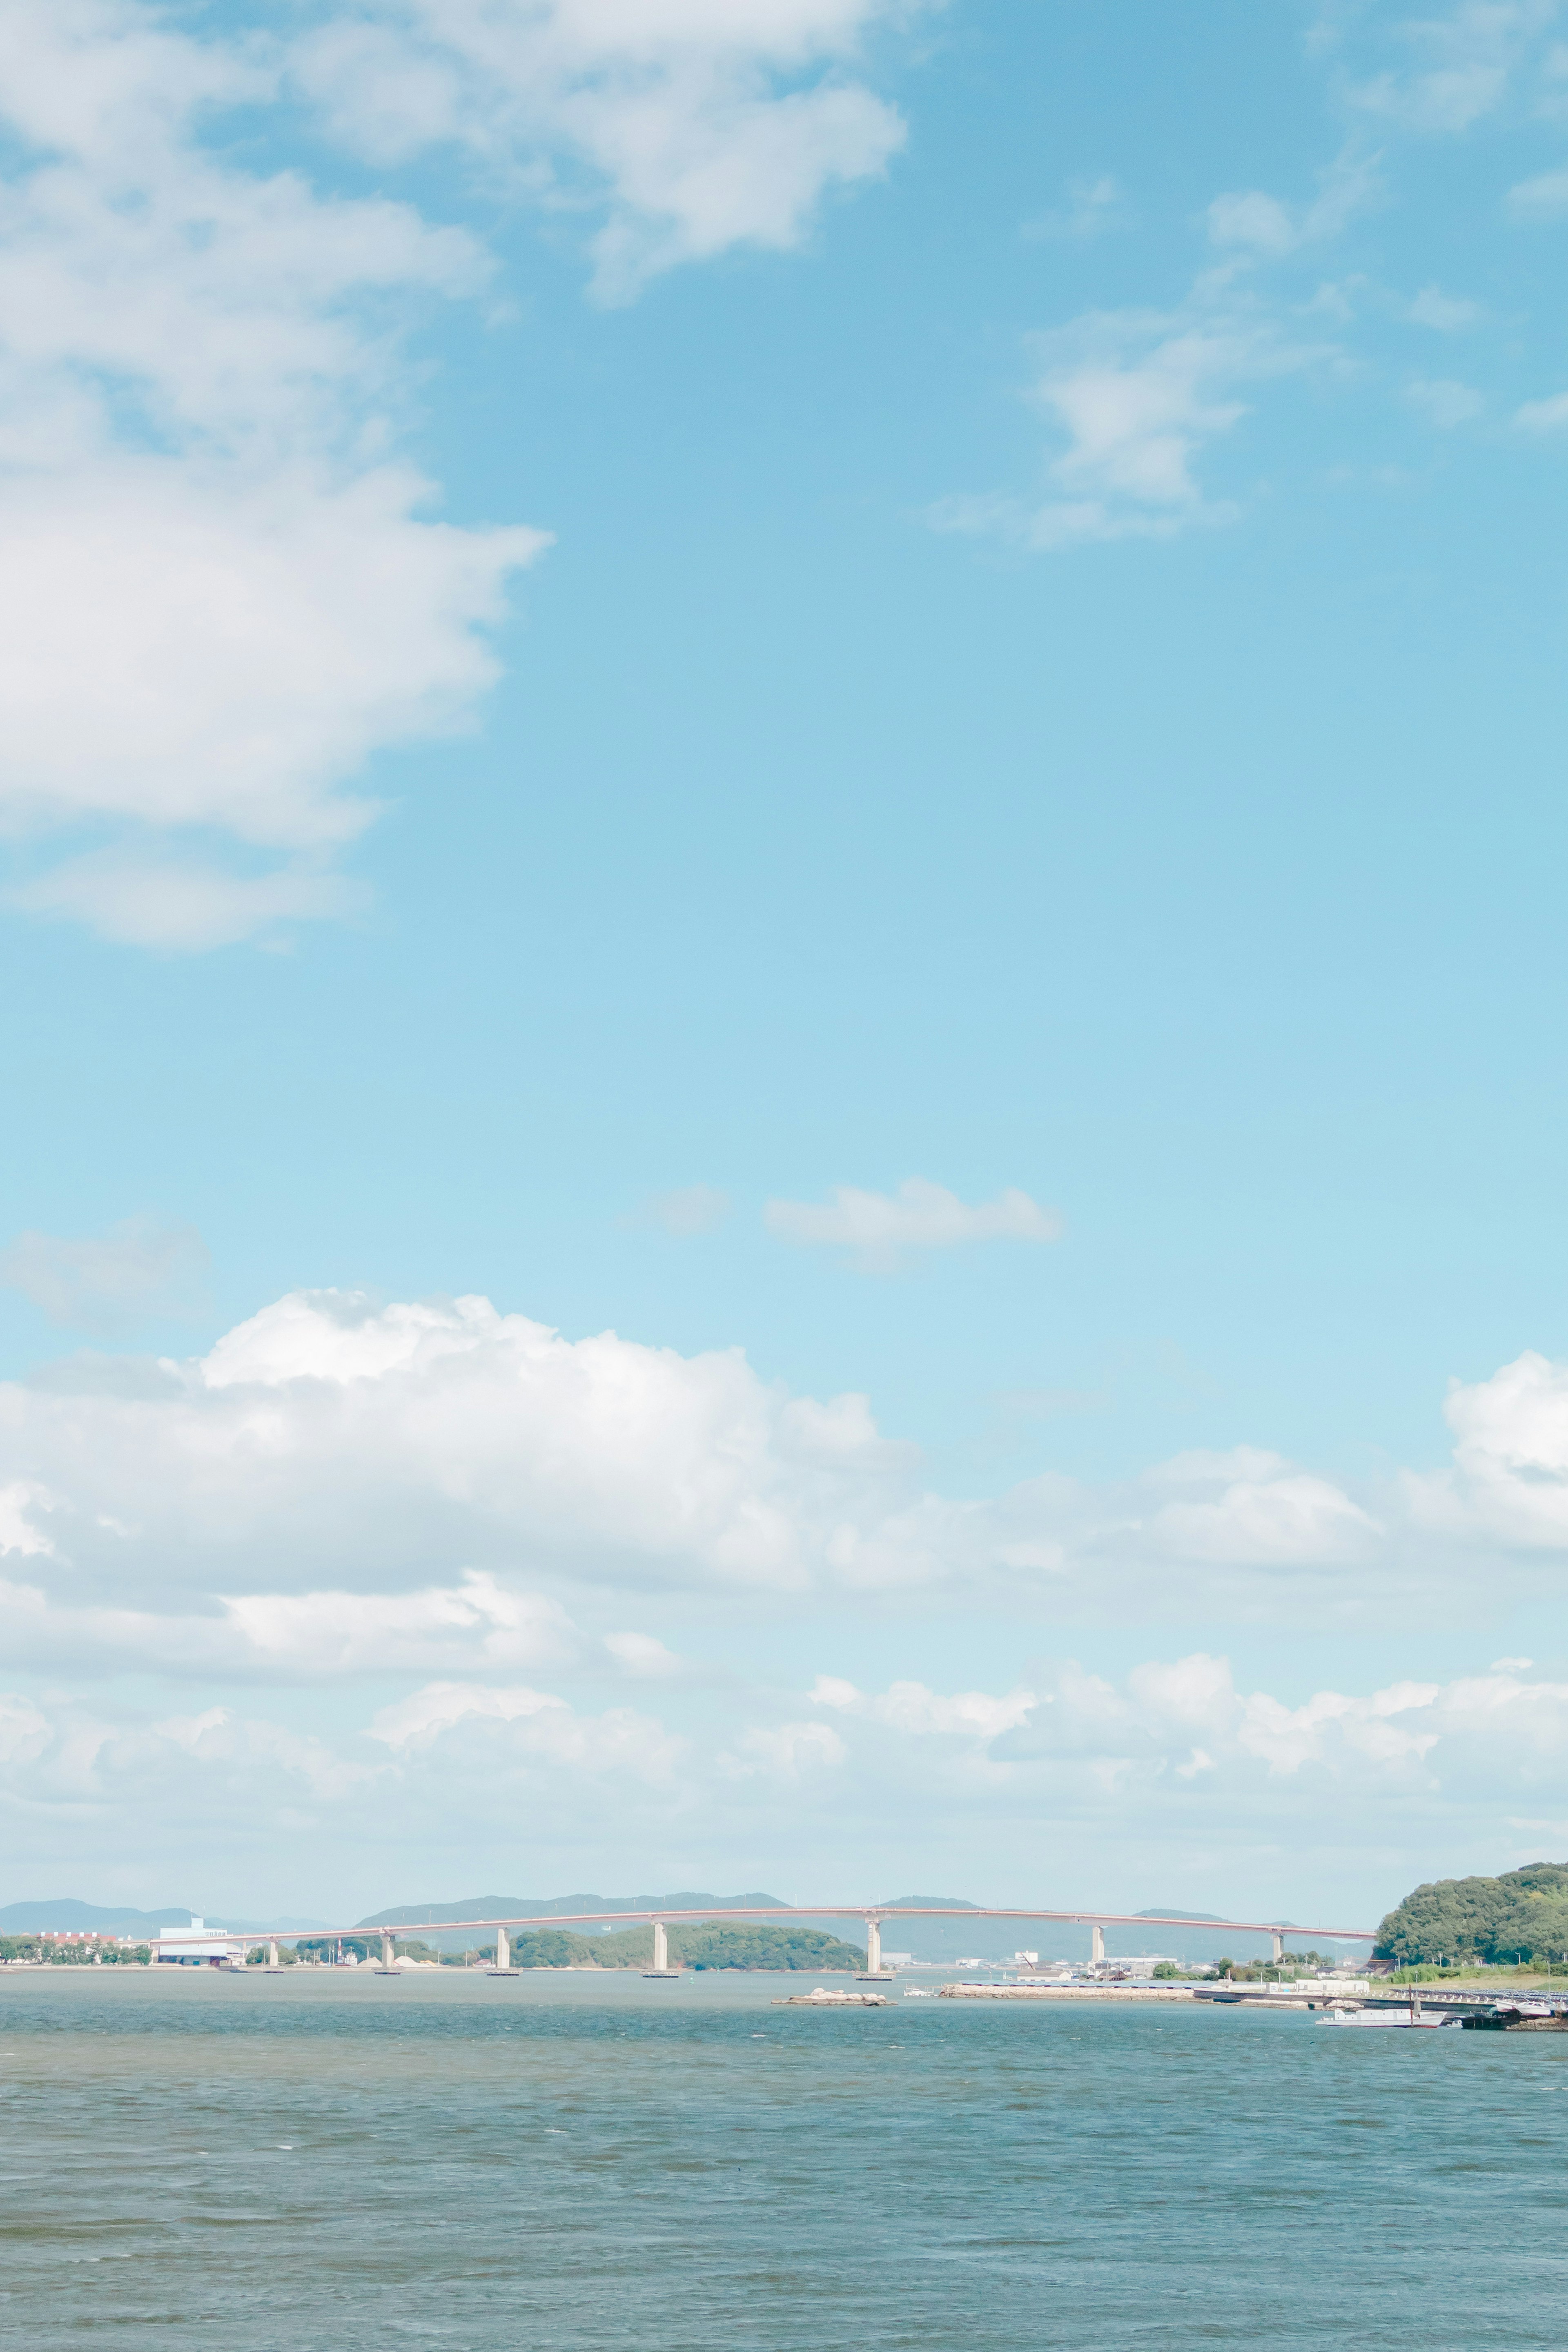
[1376,1861,1568,1965]
[307,1922,868,1971]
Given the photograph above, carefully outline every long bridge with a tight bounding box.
[252,1903,1379,1975]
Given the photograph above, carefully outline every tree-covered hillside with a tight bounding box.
[1376,1862,1568,1964]
[494,1923,866,1971]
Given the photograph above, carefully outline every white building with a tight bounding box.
[151,1918,248,1969]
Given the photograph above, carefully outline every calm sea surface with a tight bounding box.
[2,1970,1566,2346]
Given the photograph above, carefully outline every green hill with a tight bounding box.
[491,1923,865,1971]
[1375,1862,1568,1964]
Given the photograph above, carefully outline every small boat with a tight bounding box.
[1321,2005,1456,2028]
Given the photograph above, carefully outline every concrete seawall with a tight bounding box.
[938,1984,1197,2002]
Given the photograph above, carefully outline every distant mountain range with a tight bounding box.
[3,1891,1345,1962]
[0,1900,329,1935]
[354,1892,1337,1963]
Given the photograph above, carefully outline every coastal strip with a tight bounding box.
[938,1984,1197,2002]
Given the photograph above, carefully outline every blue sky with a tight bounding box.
[2,0,1568,1931]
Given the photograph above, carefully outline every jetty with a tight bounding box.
[1460,2005,1568,2031]
[774,1987,890,2007]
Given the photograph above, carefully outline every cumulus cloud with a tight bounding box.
[0,1216,209,1334]
[365,1678,682,1776]
[811,1674,1036,1738]
[1407,1348,1568,1541]
[0,0,547,944]
[0,2,920,946]
[989,1653,1568,1822]
[291,0,922,301]
[10,1296,1568,1693]
[931,298,1323,551]
[604,1630,686,1677]
[765,1177,1060,1269]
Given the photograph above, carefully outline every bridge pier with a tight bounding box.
[642,1919,679,1978]
[375,1930,399,1976]
[856,1917,891,1981]
[1271,1931,1285,1964]
[266,1937,281,1974]
[1091,1923,1105,1966]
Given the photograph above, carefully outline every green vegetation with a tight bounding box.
[0,1937,150,1964]
[1204,1950,1338,1983]
[668,1924,864,1972]
[1375,1862,1568,1967]
[458,1923,866,1971]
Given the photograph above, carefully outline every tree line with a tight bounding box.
[1375,1862,1568,1965]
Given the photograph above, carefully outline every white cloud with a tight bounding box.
[810,1674,1036,1738]
[1022,175,1133,242]
[292,0,922,301]
[722,1719,846,1777]
[641,1185,731,1236]
[0,1566,574,1681]
[1404,283,1482,327]
[933,295,1323,552]
[0,1484,55,1560]
[9,853,371,952]
[1514,389,1568,427]
[1405,376,1484,425]
[992,1651,1568,1810]
[1508,161,1568,212]
[765,1177,1060,1268]
[604,1630,686,1677]
[368,1679,688,1780]
[11,1297,1568,1695]
[0,1216,209,1333]
[1408,1348,1568,1540]
[1348,0,1557,132]
[1206,149,1379,257]
[0,0,922,947]
[0,0,547,944]
[1136,1447,1380,1566]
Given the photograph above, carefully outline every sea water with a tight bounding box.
[2,1970,1565,2346]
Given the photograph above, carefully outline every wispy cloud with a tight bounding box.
[1405,376,1484,424]
[765,1177,1060,1269]
[1206,147,1381,257]
[1347,0,1558,132]
[1514,388,1568,426]
[636,1185,731,1237]
[1022,174,1134,242]
[0,1216,209,1334]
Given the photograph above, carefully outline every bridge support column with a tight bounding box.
[652,1921,668,1972]
[494,1927,511,1973]
[1271,1931,1285,1964]
[1091,1923,1105,1966]
[865,1918,882,1975]
[267,1938,280,1973]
